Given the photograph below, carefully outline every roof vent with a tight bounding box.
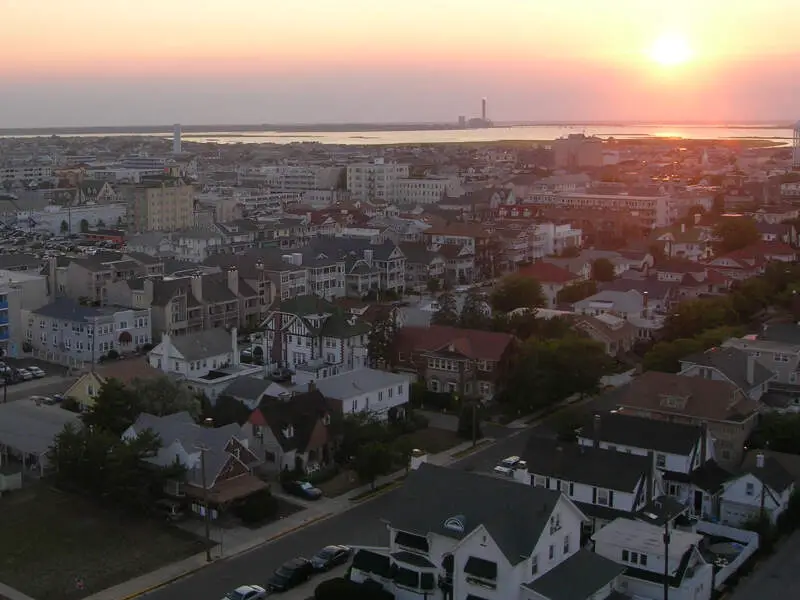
[443,515,466,534]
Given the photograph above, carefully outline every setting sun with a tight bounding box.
[649,33,693,67]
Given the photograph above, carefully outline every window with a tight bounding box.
[531,554,538,575]
[351,399,358,412]
[118,321,128,330]
[597,488,610,506]
[563,535,570,554]
[622,550,629,562]
[548,544,555,560]
[775,353,790,363]
[388,387,393,398]
[656,454,666,468]
[640,554,648,567]
[533,476,547,488]
[569,482,574,496]
[630,552,639,564]
[378,391,383,402]
[746,482,755,496]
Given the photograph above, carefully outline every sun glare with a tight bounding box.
[649,33,693,67]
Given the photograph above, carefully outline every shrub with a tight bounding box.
[107,349,119,360]
[309,464,340,485]
[141,343,154,353]
[233,488,278,525]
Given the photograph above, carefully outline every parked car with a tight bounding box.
[493,456,522,476]
[27,366,45,378]
[266,557,314,592]
[311,545,352,571]
[282,480,322,500]
[15,368,33,381]
[31,395,55,405]
[222,585,267,600]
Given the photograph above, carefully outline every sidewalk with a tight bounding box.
[0,581,37,600]
[78,437,497,600]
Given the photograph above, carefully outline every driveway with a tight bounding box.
[728,531,800,600]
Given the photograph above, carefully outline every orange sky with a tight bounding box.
[1,0,798,126]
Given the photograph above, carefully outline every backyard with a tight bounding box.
[0,485,210,600]
[317,426,462,497]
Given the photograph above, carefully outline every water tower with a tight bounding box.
[793,121,800,170]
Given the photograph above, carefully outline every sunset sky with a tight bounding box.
[1,0,799,127]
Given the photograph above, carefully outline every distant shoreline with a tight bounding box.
[0,121,793,137]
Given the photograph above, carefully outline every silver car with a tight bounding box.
[222,585,267,600]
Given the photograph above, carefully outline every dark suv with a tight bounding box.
[266,557,314,592]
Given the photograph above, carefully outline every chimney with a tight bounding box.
[231,327,239,367]
[143,278,154,304]
[694,212,702,225]
[756,452,765,469]
[700,422,708,463]
[160,332,171,373]
[364,249,373,266]
[593,413,601,449]
[227,267,239,296]
[746,353,755,386]
[681,222,686,234]
[646,450,655,504]
[190,275,202,302]
[203,417,214,428]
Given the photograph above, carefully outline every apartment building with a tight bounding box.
[529,192,674,230]
[120,177,195,232]
[0,164,53,183]
[106,270,260,339]
[23,298,151,367]
[346,158,410,202]
[126,229,229,263]
[309,237,405,297]
[0,269,49,357]
[393,176,463,205]
[553,134,605,169]
[423,222,500,280]
[239,165,342,191]
[50,252,164,305]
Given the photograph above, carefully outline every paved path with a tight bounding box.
[88,429,531,600]
[728,531,800,600]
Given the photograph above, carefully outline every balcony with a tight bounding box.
[0,311,7,325]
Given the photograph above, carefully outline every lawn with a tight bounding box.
[317,427,463,498]
[0,485,209,600]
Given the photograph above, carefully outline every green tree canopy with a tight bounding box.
[490,274,545,314]
[459,289,490,330]
[130,376,201,419]
[591,258,615,282]
[713,217,760,254]
[353,441,393,489]
[432,292,459,326]
[82,379,141,435]
[367,312,398,368]
[556,280,597,305]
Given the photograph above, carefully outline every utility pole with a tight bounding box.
[663,520,670,600]
[472,402,478,448]
[90,316,97,373]
[197,441,213,562]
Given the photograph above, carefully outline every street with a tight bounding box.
[143,427,535,600]
[728,530,800,600]
[1,376,72,403]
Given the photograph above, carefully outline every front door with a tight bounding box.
[694,490,703,516]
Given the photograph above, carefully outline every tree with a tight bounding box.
[591,258,615,282]
[353,441,393,489]
[233,488,278,525]
[83,379,141,435]
[392,436,415,474]
[60,220,69,234]
[79,218,90,233]
[130,376,201,419]
[713,217,760,254]
[556,280,597,305]
[647,242,667,266]
[339,413,390,463]
[643,325,745,372]
[426,277,441,295]
[367,312,397,369]
[490,274,545,314]
[459,289,490,330]
[432,292,459,326]
[559,246,581,258]
[661,297,738,341]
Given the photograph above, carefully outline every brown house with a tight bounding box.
[610,371,760,468]
[394,325,516,402]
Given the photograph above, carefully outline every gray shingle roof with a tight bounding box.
[221,376,273,404]
[578,412,702,456]
[522,549,625,600]
[314,368,412,400]
[522,437,650,492]
[0,398,80,456]
[32,298,117,321]
[169,328,232,362]
[680,346,774,391]
[384,463,561,565]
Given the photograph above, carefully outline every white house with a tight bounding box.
[719,452,795,526]
[592,518,714,600]
[514,436,662,534]
[312,368,411,420]
[351,463,626,600]
[147,327,262,400]
[578,413,720,519]
[678,346,774,402]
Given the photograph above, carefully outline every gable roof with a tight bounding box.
[517,261,579,284]
[578,412,703,456]
[384,463,563,565]
[680,346,774,391]
[313,368,412,400]
[522,549,625,600]
[164,329,232,362]
[522,436,650,491]
[94,357,163,385]
[394,325,514,362]
[249,390,337,452]
[741,450,798,492]
[610,371,759,423]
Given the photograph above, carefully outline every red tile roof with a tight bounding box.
[517,261,579,284]
[395,325,514,362]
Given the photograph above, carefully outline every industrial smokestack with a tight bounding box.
[481,98,487,122]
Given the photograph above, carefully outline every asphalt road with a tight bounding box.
[728,530,800,600]
[2,376,72,403]
[145,427,535,600]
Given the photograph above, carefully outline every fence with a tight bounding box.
[696,521,759,589]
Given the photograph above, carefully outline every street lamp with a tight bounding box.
[196,417,215,562]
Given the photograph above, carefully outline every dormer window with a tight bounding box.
[282,425,294,439]
[323,414,331,426]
